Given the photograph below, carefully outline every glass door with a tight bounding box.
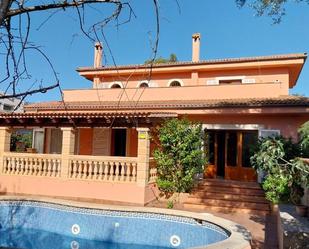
[224,131,239,180]
[239,131,258,181]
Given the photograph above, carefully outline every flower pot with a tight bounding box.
[271,203,279,214]
[295,205,307,217]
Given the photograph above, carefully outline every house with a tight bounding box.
[0,34,308,205]
[0,91,23,113]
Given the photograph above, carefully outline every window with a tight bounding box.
[169,81,181,87]
[3,104,14,111]
[218,79,242,85]
[242,132,258,168]
[226,131,237,167]
[259,129,280,138]
[110,83,122,88]
[139,82,149,88]
[168,79,183,87]
[205,131,215,165]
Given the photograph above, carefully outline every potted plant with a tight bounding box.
[262,173,289,214]
[290,184,307,216]
[287,159,309,217]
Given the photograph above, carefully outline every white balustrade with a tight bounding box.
[69,155,138,182]
[148,157,157,183]
[1,153,141,183]
[2,152,61,177]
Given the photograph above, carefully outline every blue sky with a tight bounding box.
[9,0,309,102]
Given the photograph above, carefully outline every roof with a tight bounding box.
[0,111,177,127]
[77,53,307,72]
[24,96,309,112]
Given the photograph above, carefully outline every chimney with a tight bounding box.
[192,33,201,62]
[94,42,103,68]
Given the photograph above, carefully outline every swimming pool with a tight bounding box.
[0,198,251,249]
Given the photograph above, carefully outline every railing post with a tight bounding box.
[60,127,76,178]
[136,127,150,186]
[0,127,11,174]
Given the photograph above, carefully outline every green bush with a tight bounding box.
[251,135,309,204]
[299,121,309,158]
[153,118,205,195]
[262,173,289,204]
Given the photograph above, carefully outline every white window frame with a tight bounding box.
[202,124,264,130]
[108,81,123,88]
[206,76,256,85]
[137,80,150,88]
[32,128,45,154]
[167,79,184,87]
[258,129,281,138]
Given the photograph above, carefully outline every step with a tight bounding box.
[184,198,270,211]
[183,203,270,215]
[192,187,265,196]
[198,179,262,190]
[188,193,268,204]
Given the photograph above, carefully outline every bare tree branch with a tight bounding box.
[5,0,122,18]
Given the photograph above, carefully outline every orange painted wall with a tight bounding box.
[98,67,289,90]
[0,175,156,205]
[128,128,138,157]
[63,83,287,103]
[187,114,309,141]
[79,128,93,155]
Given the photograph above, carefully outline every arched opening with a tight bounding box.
[110,83,122,89]
[169,80,182,87]
[139,82,149,88]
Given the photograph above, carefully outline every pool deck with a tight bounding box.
[146,200,279,249]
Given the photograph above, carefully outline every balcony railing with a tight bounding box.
[68,155,138,182]
[2,152,61,177]
[148,157,157,183]
[1,153,156,185]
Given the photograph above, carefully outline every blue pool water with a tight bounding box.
[0,200,230,249]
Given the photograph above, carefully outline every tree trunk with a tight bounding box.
[0,0,13,25]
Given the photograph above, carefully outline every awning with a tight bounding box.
[0,111,178,128]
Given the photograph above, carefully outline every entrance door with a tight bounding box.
[205,130,258,182]
[112,129,127,157]
[216,131,225,178]
[225,131,239,180]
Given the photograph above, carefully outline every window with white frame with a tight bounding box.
[138,81,149,88]
[109,82,123,88]
[168,79,183,87]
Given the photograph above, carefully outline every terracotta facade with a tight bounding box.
[0,34,308,204]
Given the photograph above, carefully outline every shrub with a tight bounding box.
[153,118,205,195]
[299,121,309,158]
[262,173,289,204]
[251,135,309,204]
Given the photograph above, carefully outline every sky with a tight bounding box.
[5,0,309,102]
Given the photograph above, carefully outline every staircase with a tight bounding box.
[183,179,270,215]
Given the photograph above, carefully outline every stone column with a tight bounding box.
[60,127,76,178]
[0,127,11,174]
[136,128,150,187]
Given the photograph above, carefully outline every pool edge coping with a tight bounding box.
[0,195,252,249]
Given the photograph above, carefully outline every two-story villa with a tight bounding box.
[0,34,308,206]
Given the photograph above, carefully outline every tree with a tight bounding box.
[144,53,178,64]
[0,0,161,108]
[236,0,309,23]
[299,121,309,157]
[153,118,205,195]
[251,135,309,204]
